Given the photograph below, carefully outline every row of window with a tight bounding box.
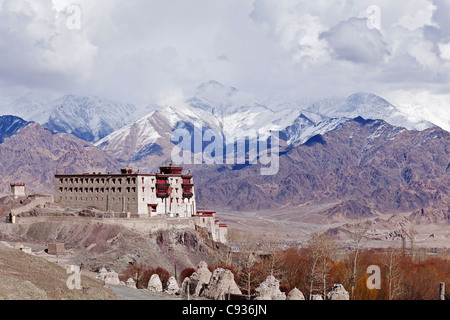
[59,196,190,204]
[58,177,191,185]
[59,186,189,196]
[59,187,137,193]
[59,196,137,202]
[58,177,138,185]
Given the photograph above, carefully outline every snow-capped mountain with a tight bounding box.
[1,94,152,143]
[95,82,304,167]
[186,80,263,116]
[1,80,444,168]
[186,80,301,135]
[95,105,222,164]
[0,115,31,144]
[307,93,435,131]
[42,95,146,142]
[0,93,56,122]
[281,111,347,146]
[93,81,443,168]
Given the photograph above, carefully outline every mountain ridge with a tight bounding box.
[0,121,120,195]
[192,118,450,214]
[0,115,31,144]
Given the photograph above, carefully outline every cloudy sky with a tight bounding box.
[0,0,449,123]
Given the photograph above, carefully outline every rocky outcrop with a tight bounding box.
[147,274,163,293]
[200,268,241,300]
[254,275,286,300]
[286,288,305,300]
[165,276,180,295]
[180,277,191,297]
[327,284,349,300]
[180,261,212,297]
[126,278,137,289]
[96,267,120,286]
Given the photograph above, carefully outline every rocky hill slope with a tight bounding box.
[0,241,115,300]
[0,122,120,195]
[0,212,215,280]
[193,118,450,215]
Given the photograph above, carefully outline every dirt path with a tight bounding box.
[109,285,181,300]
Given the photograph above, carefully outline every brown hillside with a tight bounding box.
[0,122,121,195]
[0,242,115,300]
[194,119,450,214]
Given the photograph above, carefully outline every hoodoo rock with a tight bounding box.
[286,287,305,300]
[201,268,241,300]
[97,268,120,286]
[327,284,350,300]
[165,276,180,295]
[147,274,163,293]
[191,261,213,296]
[254,275,286,300]
[126,278,137,289]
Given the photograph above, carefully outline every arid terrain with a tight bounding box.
[0,240,116,300]
[0,189,448,300]
[0,194,220,299]
[218,204,450,250]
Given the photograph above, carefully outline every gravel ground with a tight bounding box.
[109,285,182,300]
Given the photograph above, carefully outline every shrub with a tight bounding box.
[120,262,151,289]
[152,266,171,288]
[180,267,196,282]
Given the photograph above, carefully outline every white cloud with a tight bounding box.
[439,42,450,60]
[0,0,98,89]
[320,18,389,64]
[0,0,448,122]
[395,0,436,30]
[386,89,450,131]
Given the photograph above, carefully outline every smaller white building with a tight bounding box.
[11,183,26,199]
[194,210,228,244]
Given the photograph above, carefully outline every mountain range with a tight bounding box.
[0,80,448,220]
[0,81,439,148]
[0,94,151,143]
[192,118,449,214]
[92,81,438,170]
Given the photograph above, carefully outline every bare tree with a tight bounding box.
[400,225,407,253]
[260,232,284,278]
[408,220,417,259]
[383,246,403,300]
[348,219,369,300]
[319,233,337,299]
[305,231,337,299]
[233,231,262,300]
[400,219,418,258]
[307,232,323,299]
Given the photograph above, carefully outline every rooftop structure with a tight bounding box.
[10,183,26,199]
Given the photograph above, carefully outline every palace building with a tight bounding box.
[54,165,196,218]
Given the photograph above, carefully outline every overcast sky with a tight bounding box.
[0,0,449,123]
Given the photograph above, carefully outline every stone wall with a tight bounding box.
[11,196,54,215]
